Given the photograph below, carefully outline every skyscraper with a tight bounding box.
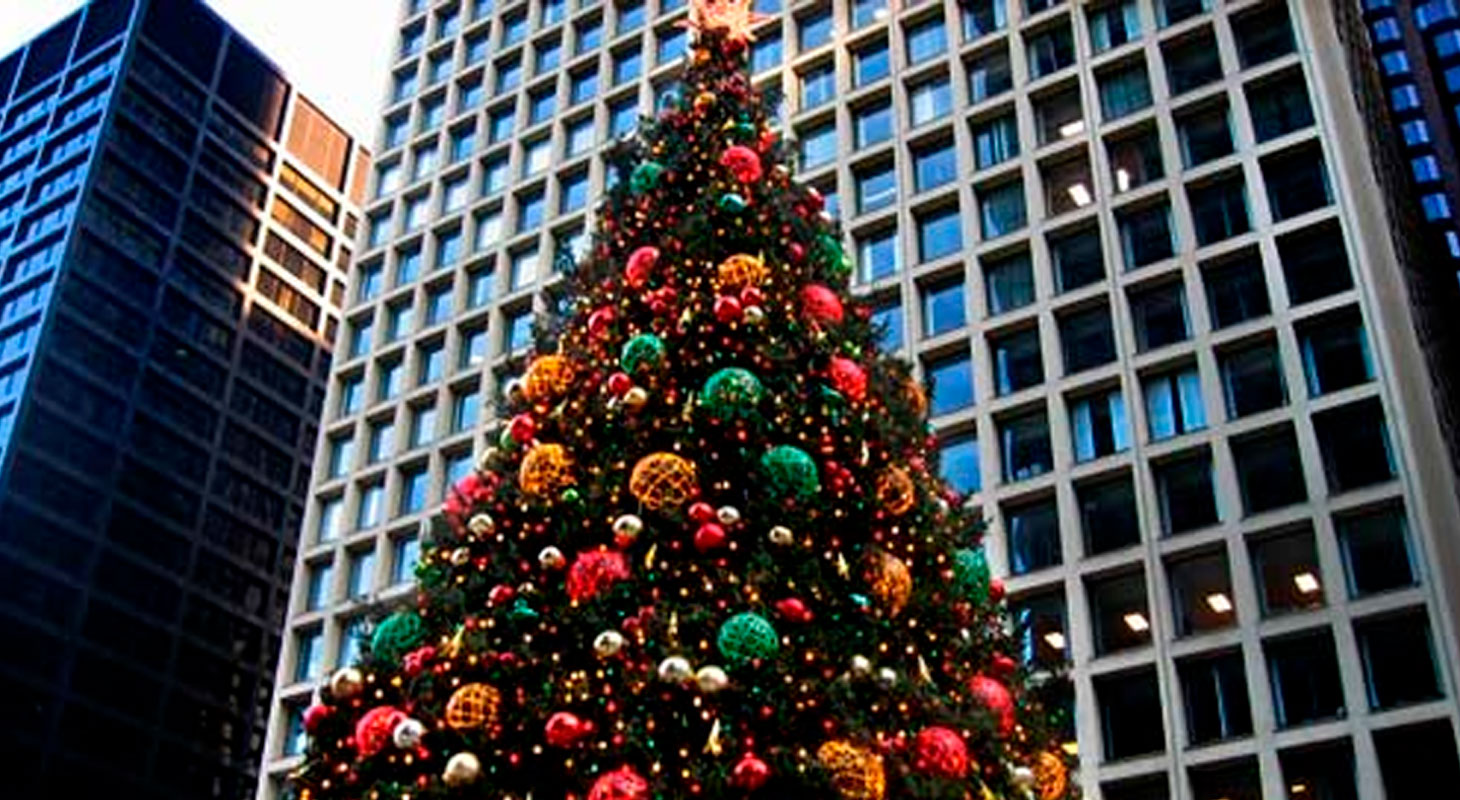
[0,0,367,797]
[263,1,1460,798]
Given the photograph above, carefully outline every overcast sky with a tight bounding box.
[0,0,397,140]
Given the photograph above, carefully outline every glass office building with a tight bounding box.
[262,1,1460,798]
[0,0,367,797]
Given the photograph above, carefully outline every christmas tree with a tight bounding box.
[292,3,1074,798]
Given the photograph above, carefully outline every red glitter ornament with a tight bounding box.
[444,472,491,521]
[626,246,659,288]
[730,753,771,790]
[968,674,1015,736]
[303,703,332,734]
[827,357,868,402]
[801,284,844,325]
[588,766,649,800]
[567,550,631,602]
[354,706,406,758]
[545,711,592,747]
[720,145,764,183]
[402,646,437,676]
[913,726,969,779]
[588,307,616,339]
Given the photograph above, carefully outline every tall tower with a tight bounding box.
[0,0,367,797]
[262,1,1460,798]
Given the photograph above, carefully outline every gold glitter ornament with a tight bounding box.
[875,466,916,516]
[629,452,699,511]
[870,552,912,617]
[522,354,574,404]
[715,253,769,290]
[1034,751,1069,800]
[519,443,575,498]
[816,740,886,800]
[444,683,501,731]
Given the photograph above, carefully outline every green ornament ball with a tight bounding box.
[620,333,667,374]
[816,233,851,277]
[631,161,665,194]
[370,611,426,663]
[717,612,779,664]
[760,445,820,501]
[718,192,748,213]
[732,121,757,141]
[953,548,992,603]
[701,367,764,419]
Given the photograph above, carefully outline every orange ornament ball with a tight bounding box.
[523,355,574,404]
[444,683,501,731]
[520,443,575,498]
[629,452,699,511]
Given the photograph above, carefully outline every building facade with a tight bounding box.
[0,0,367,797]
[262,0,1460,798]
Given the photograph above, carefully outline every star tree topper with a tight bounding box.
[682,0,768,42]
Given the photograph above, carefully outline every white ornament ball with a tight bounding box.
[768,525,794,546]
[613,513,644,540]
[696,665,730,693]
[624,387,650,409]
[538,546,566,570]
[877,667,897,687]
[504,378,527,402]
[850,656,872,678]
[328,666,364,699]
[1011,766,1036,789]
[716,506,741,526]
[450,547,471,566]
[392,718,426,749]
[476,448,499,472]
[468,514,495,535]
[743,305,766,325]
[658,655,694,683]
[443,752,482,786]
[594,630,626,658]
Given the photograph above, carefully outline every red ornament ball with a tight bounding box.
[589,766,650,800]
[567,550,631,602]
[488,583,516,605]
[801,284,844,325]
[828,357,868,402]
[714,294,743,323]
[693,522,727,552]
[990,653,1018,677]
[588,307,616,339]
[303,703,332,734]
[402,645,437,676]
[720,145,764,183]
[626,246,660,288]
[545,711,592,747]
[354,706,406,758]
[775,596,813,623]
[607,372,633,396]
[913,726,969,779]
[730,753,772,790]
[508,413,537,443]
[968,674,1016,736]
[688,501,716,523]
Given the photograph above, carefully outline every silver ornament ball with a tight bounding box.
[392,718,426,749]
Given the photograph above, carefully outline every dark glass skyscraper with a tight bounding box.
[0,1,367,797]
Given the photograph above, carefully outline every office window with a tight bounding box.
[357,481,385,529]
[474,209,504,251]
[569,71,599,107]
[392,535,421,584]
[418,343,445,386]
[800,122,837,169]
[1232,426,1307,515]
[851,0,885,29]
[1078,472,1139,554]
[906,16,947,64]
[912,139,957,193]
[403,194,428,231]
[1178,104,1234,167]
[386,302,414,342]
[1188,174,1250,246]
[1070,386,1129,463]
[992,328,1043,395]
[524,139,552,178]
[973,112,1019,169]
[967,46,1012,103]
[1042,156,1094,217]
[978,181,1026,239]
[1278,221,1352,305]
[503,9,528,43]
[379,359,406,404]
[917,207,963,261]
[1178,651,1253,746]
[1250,526,1325,617]
[1155,450,1219,535]
[396,246,423,286]
[616,0,645,33]
[528,90,556,127]
[1089,1,1139,53]
[346,548,376,599]
[1089,571,1153,655]
[458,80,485,115]
[1096,668,1165,764]
[921,279,966,337]
[999,407,1053,482]
[1059,304,1116,374]
[749,31,782,73]
[939,432,980,494]
[962,0,1006,42]
[927,350,975,415]
[1009,589,1067,665]
[1034,84,1084,145]
[317,496,344,544]
[1374,721,1460,800]
[506,308,534,351]
[1246,72,1313,142]
[1129,282,1188,352]
[368,419,395,464]
[800,62,835,109]
[294,628,323,682]
[657,27,687,65]
[1314,400,1394,493]
[426,286,453,327]
[1202,251,1269,328]
[1298,311,1371,397]
[338,376,363,416]
[1157,0,1208,27]
[411,143,439,181]
[1163,29,1222,97]
[1027,23,1075,79]
[445,450,473,493]
[409,405,437,448]
[1262,145,1330,221]
[393,69,418,103]
[495,58,522,93]
[613,49,642,84]
[1338,506,1415,597]
[460,326,488,368]
[1049,226,1103,292]
[1220,340,1285,419]
[348,317,374,359]
[1005,496,1061,575]
[800,9,833,51]
[854,102,894,148]
[909,76,953,127]
[1098,61,1152,120]
[984,251,1034,315]
[857,229,900,282]
[305,561,333,610]
[1168,549,1236,637]
[1266,629,1344,727]
[855,163,897,214]
[511,248,540,291]
[399,466,428,516]
[1232,4,1294,67]
[560,171,589,213]
[517,190,545,232]
[576,15,603,53]
[564,118,595,158]
[871,297,905,351]
[1117,201,1175,269]
[327,435,354,479]
[1143,365,1205,441]
[436,227,463,268]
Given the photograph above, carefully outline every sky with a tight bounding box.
[0,0,397,139]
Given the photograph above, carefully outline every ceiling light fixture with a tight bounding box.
[1123,612,1150,633]
[1205,592,1233,614]
[1067,183,1092,207]
[1294,572,1321,594]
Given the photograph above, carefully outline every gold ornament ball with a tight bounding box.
[329,666,364,699]
[1033,752,1068,800]
[443,752,482,786]
[594,630,626,658]
[629,452,699,511]
[468,513,495,535]
[816,740,886,800]
[694,90,715,110]
[875,467,916,516]
[1011,766,1036,789]
[523,354,574,403]
[445,683,501,730]
[623,386,650,410]
[476,447,499,473]
[768,525,794,546]
[696,665,730,693]
[519,443,575,498]
[849,656,872,678]
[876,667,897,687]
[658,655,694,683]
[539,546,566,570]
[716,253,770,289]
[450,547,471,566]
[870,552,912,617]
